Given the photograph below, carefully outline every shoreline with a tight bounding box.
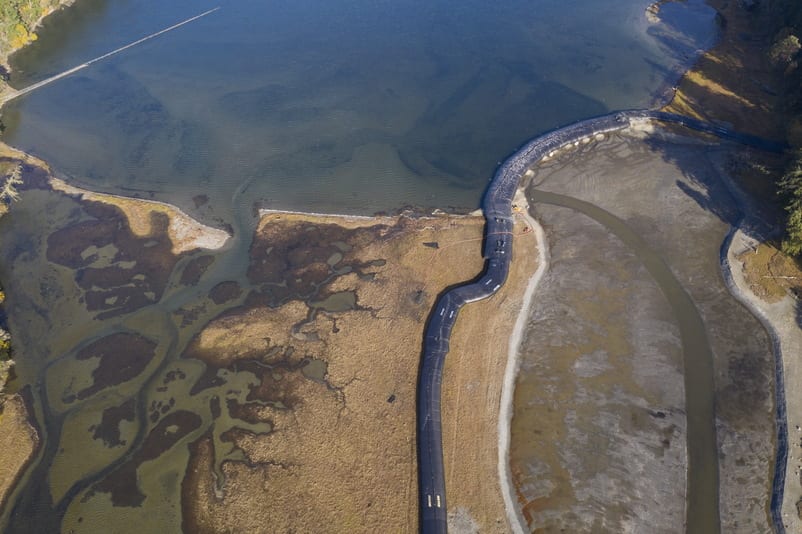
[50,177,231,255]
[0,393,39,514]
[0,1,76,71]
[646,0,724,112]
[258,208,380,221]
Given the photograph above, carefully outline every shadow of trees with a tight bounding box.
[645,133,784,240]
[645,129,802,320]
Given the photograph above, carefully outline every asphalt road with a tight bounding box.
[415,110,785,533]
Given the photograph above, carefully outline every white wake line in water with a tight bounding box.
[0,7,220,106]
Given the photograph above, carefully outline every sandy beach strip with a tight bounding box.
[49,177,231,254]
[258,208,379,221]
[497,188,549,533]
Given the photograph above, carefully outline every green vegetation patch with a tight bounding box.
[779,150,802,255]
[0,0,73,65]
[764,1,802,256]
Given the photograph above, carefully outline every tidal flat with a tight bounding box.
[510,128,778,532]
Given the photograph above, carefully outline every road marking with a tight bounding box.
[436,495,442,508]
[493,284,501,291]
[448,310,454,318]
[427,495,432,508]
[439,308,445,316]
[484,279,492,285]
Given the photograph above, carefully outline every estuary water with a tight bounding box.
[0,0,721,532]
[3,0,716,219]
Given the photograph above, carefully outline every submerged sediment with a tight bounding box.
[49,178,231,255]
[0,145,236,529]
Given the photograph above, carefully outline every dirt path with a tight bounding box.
[497,190,549,534]
[440,207,539,533]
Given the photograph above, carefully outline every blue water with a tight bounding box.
[3,0,716,218]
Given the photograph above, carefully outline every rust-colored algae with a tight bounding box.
[46,202,182,319]
[208,281,241,305]
[89,398,136,448]
[180,256,215,286]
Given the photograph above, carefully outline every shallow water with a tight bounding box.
[0,0,722,531]
[3,0,716,219]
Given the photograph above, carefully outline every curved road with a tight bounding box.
[416,110,785,533]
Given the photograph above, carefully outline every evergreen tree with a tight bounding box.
[779,151,802,256]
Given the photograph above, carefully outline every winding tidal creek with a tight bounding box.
[528,187,720,533]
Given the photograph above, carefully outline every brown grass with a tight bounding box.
[0,395,39,511]
[180,210,539,532]
[662,0,785,141]
[739,242,802,302]
[182,212,486,532]
[441,217,538,532]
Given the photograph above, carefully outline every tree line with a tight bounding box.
[0,0,73,65]
[768,0,802,255]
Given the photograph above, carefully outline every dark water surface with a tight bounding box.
[0,0,721,532]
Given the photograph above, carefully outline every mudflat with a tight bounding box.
[511,128,777,532]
